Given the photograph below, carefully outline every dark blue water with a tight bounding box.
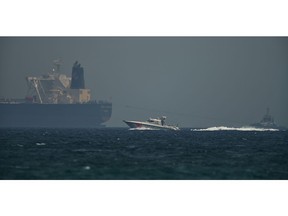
[0,128,288,180]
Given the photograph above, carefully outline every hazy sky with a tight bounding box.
[0,37,287,127]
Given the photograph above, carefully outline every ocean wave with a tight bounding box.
[191,126,279,132]
[36,142,46,145]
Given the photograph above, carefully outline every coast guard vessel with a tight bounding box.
[250,108,286,130]
[0,60,112,127]
[123,116,180,130]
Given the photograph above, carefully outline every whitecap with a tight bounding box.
[36,142,46,145]
[83,166,91,170]
[73,149,88,152]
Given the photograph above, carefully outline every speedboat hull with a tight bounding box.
[123,120,179,131]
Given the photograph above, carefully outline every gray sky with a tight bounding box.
[0,37,287,127]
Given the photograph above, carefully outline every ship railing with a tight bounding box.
[76,100,112,105]
[0,98,26,104]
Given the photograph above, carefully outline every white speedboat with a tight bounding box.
[123,116,180,130]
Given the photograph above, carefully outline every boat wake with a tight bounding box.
[192,126,279,132]
[129,127,156,131]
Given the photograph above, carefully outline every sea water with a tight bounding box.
[0,127,287,179]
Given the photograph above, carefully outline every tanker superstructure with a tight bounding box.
[0,60,112,128]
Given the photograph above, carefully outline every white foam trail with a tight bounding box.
[192,126,279,132]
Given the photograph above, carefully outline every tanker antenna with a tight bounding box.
[53,58,62,73]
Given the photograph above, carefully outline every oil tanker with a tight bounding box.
[0,60,112,128]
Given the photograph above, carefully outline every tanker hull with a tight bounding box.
[0,103,112,128]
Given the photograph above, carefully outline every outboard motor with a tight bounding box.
[70,61,85,89]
